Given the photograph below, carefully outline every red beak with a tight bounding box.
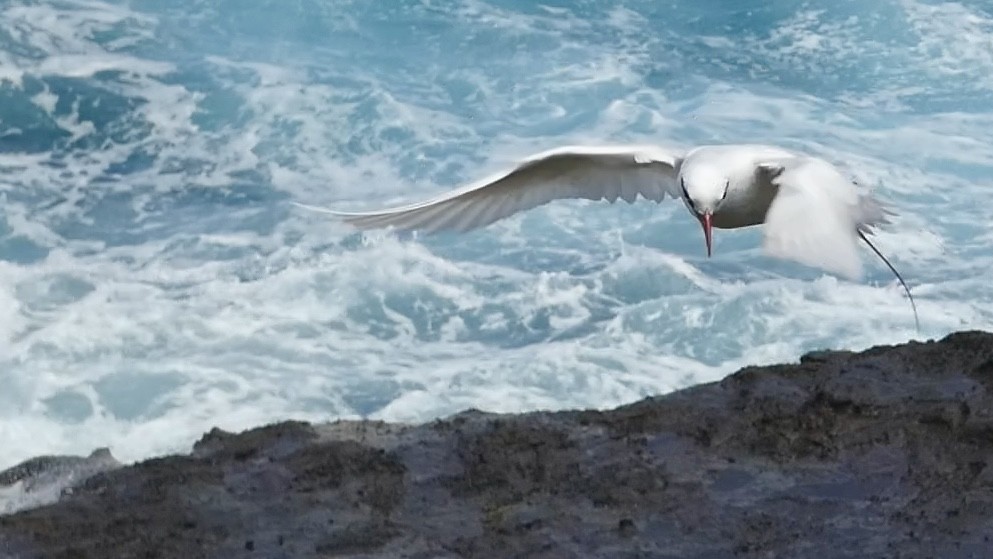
[698,212,713,257]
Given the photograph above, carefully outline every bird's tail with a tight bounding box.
[856,194,894,234]
[857,230,920,333]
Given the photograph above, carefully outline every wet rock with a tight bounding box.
[0,448,121,516]
[0,448,119,491]
[1,331,992,558]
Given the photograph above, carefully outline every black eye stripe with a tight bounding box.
[680,178,694,208]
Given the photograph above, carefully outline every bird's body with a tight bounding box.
[296,142,918,327]
[679,144,794,229]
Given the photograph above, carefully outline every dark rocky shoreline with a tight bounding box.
[2,331,993,558]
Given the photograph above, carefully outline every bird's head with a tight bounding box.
[677,167,730,258]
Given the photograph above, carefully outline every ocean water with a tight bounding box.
[1,0,991,473]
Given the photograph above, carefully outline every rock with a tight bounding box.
[1,331,993,558]
[0,448,121,516]
[0,448,119,490]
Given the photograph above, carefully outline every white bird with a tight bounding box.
[296,143,918,328]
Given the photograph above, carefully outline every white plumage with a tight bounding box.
[299,145,682,234]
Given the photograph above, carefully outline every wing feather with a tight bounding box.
[296,145,684,233]
[757,156,890,280]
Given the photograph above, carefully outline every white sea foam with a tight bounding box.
[0,0,991,473]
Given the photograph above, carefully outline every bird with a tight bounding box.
[295,143,919,329]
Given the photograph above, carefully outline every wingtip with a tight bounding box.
[290,201,346,216]
[291,200,407,233]
[818,258,862,282]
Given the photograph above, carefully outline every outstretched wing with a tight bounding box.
[757,156,891,280]
[296,145,684,233]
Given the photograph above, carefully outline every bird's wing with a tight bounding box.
[296,145,684,233]
[756,156,888,280]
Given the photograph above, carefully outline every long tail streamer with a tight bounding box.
[858,230,920,333]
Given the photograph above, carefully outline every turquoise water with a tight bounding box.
[1,0,991,469]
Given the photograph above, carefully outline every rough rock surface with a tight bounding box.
[2,331,993,558]
[0,449,121,517]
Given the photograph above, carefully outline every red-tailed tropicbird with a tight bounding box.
[296,144,919,329]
